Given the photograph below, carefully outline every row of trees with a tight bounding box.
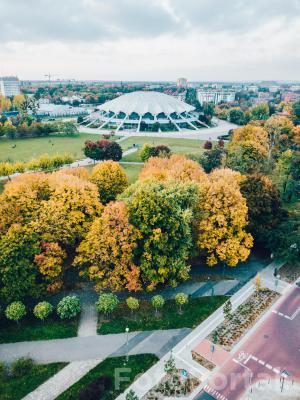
[0,120,78,139]
[0,153,75,178]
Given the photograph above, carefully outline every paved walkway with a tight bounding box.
[0,328,191,364]
[22,359,101,400]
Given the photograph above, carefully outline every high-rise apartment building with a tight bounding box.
[0,76,20,97]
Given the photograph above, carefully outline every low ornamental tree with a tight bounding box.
[126,297,139,314]
[96,293,119,315]
[175,293,188,314]
[140,143,158,162]
[5,301,26,323]
[155,145,171,158]
[164,352,177,375]
[151,295,165,315]
[33,301,53,321]
[57,296,81,320]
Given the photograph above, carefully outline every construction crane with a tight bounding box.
[44,73,56,83]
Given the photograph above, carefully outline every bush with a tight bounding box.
[33,301,53,321]
[126,389,139,400]
[84,140,122,161]
[175,293,188,313]
[5,301,26,323]
[78,376,113,400]
[0,362,8,381]
[11,357,34,378]
[96,293,119,315]
[151,295,165,314]
[203,140,213,150]
[126,297,139,313]
[140,144,158,162]
[57,296,81,320]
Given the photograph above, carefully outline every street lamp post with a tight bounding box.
[125,327,129,364]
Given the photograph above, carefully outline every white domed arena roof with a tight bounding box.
[98,91,195,116]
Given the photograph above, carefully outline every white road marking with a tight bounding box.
[258,360,265,365]
[273,368,280,374]
[266,364,272,369]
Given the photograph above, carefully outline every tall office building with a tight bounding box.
[177,77,188,88]
[0,76,21,97]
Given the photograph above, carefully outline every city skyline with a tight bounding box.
[0,0,300,81]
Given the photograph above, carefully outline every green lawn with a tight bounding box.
[57,354,158,400]
[121,136,207,162]
[0,362,67,400]
[98,296,227,334]
[0,316,78,343]
[0,133,103,162]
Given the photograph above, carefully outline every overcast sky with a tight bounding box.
[0,0,300,81]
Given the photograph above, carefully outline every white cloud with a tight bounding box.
[0,0,299,80]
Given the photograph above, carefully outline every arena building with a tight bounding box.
[84,91,209,132]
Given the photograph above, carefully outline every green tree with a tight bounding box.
[121,181,198,290]
[126,390,139,400]
[140,144,158,162]
[33,301,53,321]
[126,297,140,313]
[57,296,81,319]
[292,100,300,125]
[223,300,232,321]
[5,301,26,323]
[175,293,188,314]
[0,225,42,302]
[151,295,165,315]
[240,174,286,245]
[228,107,245,125]
[96,293,119,315]
[273,150,300,202]
[249,103,270,121]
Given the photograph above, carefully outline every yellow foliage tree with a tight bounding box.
[12,94,25,108]
[90,160,128,204]
[74,201,141,292]
[230,124,269,150]
[0,95,11,112]
[196,168,253,267]
[31,172,103,246]
[34,241,66,280]
[58,167,90,181]
[139,154,207,184]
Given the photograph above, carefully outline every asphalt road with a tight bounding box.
[196,286,300,400]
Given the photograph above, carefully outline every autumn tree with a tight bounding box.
[0,224,42,302]
[139,154,207,184]
[249,103,270,121]
[74,201,141,292]
[292,100,300,125]
[265,116,294,158]
[31,172,102,247]
[196,169,253,267]
[228,107,245,125]
[240,174,286,244]
[121,180,198,290]
[90,161,128,204]
[34,241,66,281]
[84,140,122,162]
[273,150,300,203]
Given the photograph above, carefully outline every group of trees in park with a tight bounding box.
[216,102,272,126]
[0,119,78,139]
[0,155,254,304]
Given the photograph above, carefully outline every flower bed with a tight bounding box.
[277,263,299,284]
[208,289,279,351]
[142,370,200,399]
[191,351,215,371]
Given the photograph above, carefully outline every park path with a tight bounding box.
[1,328,191,364]
[22,359,101,400]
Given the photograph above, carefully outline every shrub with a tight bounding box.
[140,144,158,162]
[11,357,34,378]
[57,296,81,319]
[0,362,8,381]
[78,376,113,400]
[126,389,139,400]
[84,140,122,162]
[155,145,171,158]
[151,295,165,315]
[175,293,188,313]
[5,301,26,323]
[96,293,119,315]
[203,140,213,150]
[33,301,53,321]
[126,297,140,313]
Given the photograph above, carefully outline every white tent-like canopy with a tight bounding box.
[84,91,209,132]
